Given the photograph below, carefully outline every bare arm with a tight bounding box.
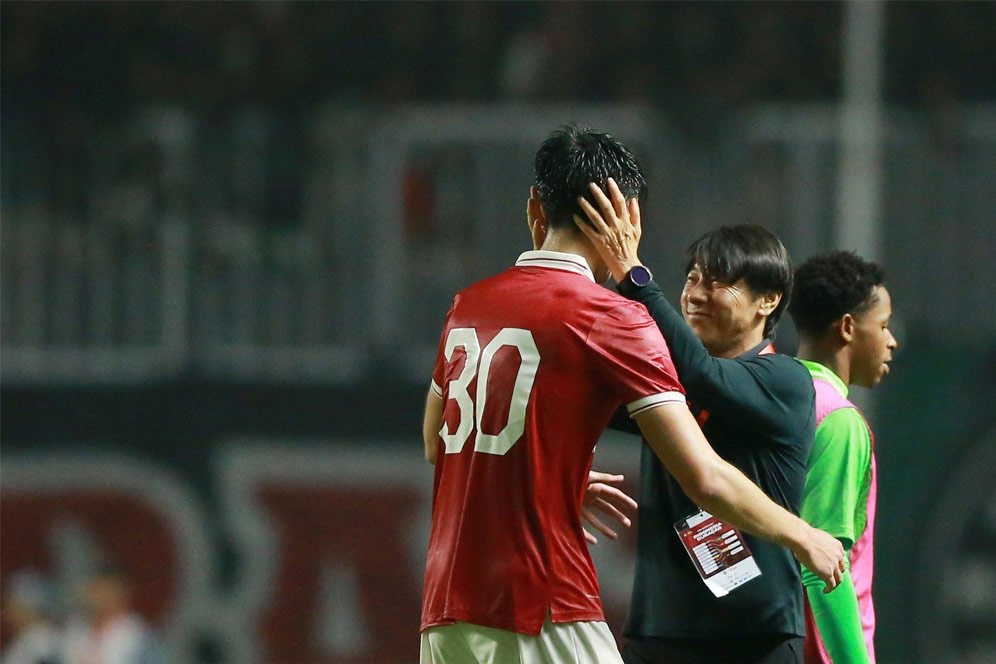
[422,389,443,465]
[635,403,845,593]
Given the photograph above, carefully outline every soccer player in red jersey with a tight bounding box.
[420,126,845,663]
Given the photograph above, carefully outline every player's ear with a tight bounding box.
[527,188,547,249]
[837,313,856,343]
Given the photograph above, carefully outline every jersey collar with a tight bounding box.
[799,359,849,397]
[515,250,595,282]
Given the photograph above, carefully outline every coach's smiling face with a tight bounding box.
[681,265,779,359]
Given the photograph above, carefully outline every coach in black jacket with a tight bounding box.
[577,179,817,664]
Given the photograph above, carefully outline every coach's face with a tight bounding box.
[681,265,777,358]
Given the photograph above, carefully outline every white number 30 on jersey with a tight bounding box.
[440,327,540,456]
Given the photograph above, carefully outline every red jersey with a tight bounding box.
[421,250,685,635]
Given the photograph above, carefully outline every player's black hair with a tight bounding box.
[533,124,647,230]
[790,250,885,339]
[684,225,793,338]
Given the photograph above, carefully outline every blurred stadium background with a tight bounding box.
[1,1,994,663]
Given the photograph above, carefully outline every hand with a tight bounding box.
[582,471,638,544]
[793,525,847,594]
[573,178,644,283]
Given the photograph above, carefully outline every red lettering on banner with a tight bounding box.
[0,492,178,623]
[1,443,640,663]
[0,459,214,663]
[218,446,435,664]
[254,486,423,663]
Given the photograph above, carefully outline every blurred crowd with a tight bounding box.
[2,1,993,118]
[1,1,993,355]
[1,567,164,664]
[3,1,992,222]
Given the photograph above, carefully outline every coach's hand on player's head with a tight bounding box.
[581,471,638,544]
[573,178,643,284]
[794,524,847,594]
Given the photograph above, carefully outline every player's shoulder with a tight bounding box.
[818,402,865,425]
[581,289,667,353]
[814,387,863,422]
[588,283,654,314]
[580,288,659,333]
[449,268,516,304]
[815,405,871,451]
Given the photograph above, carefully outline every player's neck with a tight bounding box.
[796,340,851,385]
[540,229,606,282]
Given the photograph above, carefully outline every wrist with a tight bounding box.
[612,260,641,284]
[783,518,812,555]
[617,264,654,296]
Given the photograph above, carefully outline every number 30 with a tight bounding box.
[440,327,540,456]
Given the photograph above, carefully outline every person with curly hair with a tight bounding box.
[790,251,899,663]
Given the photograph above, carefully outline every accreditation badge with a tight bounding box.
[674,509,762,597]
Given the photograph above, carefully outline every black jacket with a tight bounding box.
[615,277,816,639]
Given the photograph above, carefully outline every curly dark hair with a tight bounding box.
[534,124,647,230]
[790,251,884,339]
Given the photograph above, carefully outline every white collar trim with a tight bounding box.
[515,250,595,282]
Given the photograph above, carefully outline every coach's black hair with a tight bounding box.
[684,225,793,338]
[790,251,885,339]
[533,125,647,230]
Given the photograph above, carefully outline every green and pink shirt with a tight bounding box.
[799,360,877,663]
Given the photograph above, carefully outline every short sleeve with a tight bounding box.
[801,407,872,548]
[586,302,686,417]
[431,301,457,395]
